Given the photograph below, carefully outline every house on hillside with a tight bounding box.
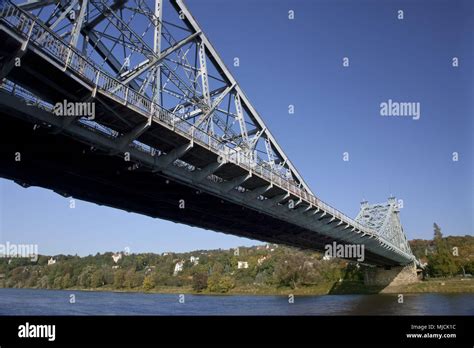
[173,261,184,276]
[237,261,249,269]
[112,253,122,264]
[190,256,199,265]
[47,257,56,265]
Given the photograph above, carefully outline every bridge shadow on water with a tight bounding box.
[328,281,386,295]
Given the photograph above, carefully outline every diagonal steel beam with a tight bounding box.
[193,83,235,129]
[119,31,200,85]
[46,0,78,31]
[69,0,88,48]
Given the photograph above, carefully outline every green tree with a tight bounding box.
[427,223,458,277]
[434,223,443,240]
[61,273,72,289]
[78,267,94,288]
[274,254,303,289]
[91,269,104,288]
[192,272,208,292]
[113,269,126,289]
[123,269,143,288]
[53,276,63,289]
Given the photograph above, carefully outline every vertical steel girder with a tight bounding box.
[152,0,162,104]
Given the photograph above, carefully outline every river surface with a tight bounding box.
[0,289,472,315]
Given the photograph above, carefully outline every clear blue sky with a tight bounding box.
[0,0,472,256]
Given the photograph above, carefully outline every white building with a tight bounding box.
[189,256,199,265]
[47,257,56,265]
[112,253,122,264]
[237,261,249,269]
[173,261,184,275]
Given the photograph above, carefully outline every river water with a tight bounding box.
[0,289,472,315]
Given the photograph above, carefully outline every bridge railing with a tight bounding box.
[1,1,412,252]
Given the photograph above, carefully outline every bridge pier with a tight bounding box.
[363,262,420,290]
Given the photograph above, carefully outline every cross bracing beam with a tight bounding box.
[46,0,78,31]
[167,85,226,113]
[89,0,156,59]
[30,0,143,91]
[193,83,234,129]
[119,30,200,84]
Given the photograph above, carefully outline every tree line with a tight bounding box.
[0,224,471,293]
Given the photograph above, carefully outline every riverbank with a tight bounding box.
[4,277,472,296]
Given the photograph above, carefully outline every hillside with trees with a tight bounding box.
[0,223,472,294]
[0,245,360,293]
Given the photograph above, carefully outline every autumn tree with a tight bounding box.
[142,274,155,291]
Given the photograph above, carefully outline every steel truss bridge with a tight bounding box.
[0,0,418,266]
